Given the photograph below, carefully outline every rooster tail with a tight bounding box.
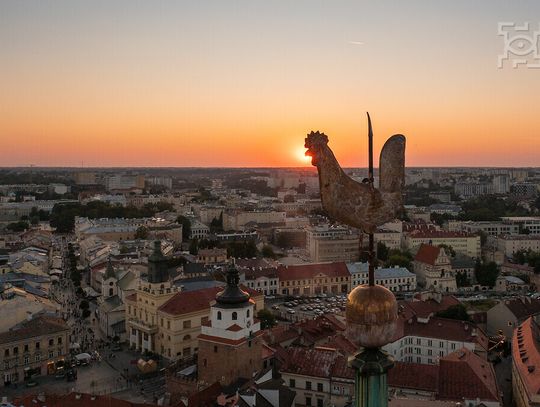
[379,134,406,194]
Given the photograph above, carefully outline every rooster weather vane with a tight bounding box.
[305,113,406,286]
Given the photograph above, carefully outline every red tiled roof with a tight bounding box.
[277,262,350,281]
[125,292,137,302]
[398,295,460,319]
[414,244,441,265]
[393,316,489,350]
[0,316,69,345]
[440,348,499,401]
[504,297,540,320]
[227,324,243,332]
[388,362,439,392]
[158,285,261,316]
[13,393,157,407]
[512,317,540,398]
[281,347,350,378]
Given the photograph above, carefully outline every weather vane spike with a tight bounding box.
[305,113,407,407]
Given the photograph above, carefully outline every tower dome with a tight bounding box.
[215,263,250,306]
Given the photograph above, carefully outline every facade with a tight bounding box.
[405,230,481,258]
[243,268,279,295]
[497,235,540,257]
[189,219,210,240]
[383,315,488,365]
[197,248,227,265]
[486,297,540,338]
[125,242,180,354]
[448,220,520,236]
[500,217,540,236]
[512,317,540,407]
[277,262,351,296]
[347,262,416,292]
[197,265,263,386]
[0,316,69,386]
[413,244,457,292]
[306,225,360,263]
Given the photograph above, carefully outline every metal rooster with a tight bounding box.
[304,113,406,234]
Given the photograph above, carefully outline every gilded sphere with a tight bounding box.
[346,284,398,348]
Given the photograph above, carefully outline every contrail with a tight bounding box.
[348,41,365,45]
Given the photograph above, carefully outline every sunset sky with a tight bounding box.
[1,1,539,167]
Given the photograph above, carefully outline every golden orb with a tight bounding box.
[346,284,398,348]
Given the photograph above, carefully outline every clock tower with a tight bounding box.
[197,263,263,386]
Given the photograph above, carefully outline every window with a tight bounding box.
[49,339,54,346]
[35,354,41,362]
[306,396,312,406]
[58,337,62,345]
[317,399,323,407]
[183,320,191,329]
[49,351,54,359]
[13,347,18,355]
[247,309,250,318]
[201,316,209,325]
[232,312,237,320]
[183,335,191,341]
[306,381,312,390]
[214,346,218,353]
[24,356,29,365]
[35,342,40,350]
[317,383,323,392]
[439,341,444,348]
[217,311,222,320]
[24,344,29,352]
[289,379,296,388]
[167,321,171,329]
[4,349,8,357]
[451,343,456,350]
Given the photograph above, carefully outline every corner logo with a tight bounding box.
[498,22,540,69]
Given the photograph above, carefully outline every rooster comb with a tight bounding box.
[305,131,329,146]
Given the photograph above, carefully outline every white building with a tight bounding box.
[190,219,210,240]
[497,234,540,257]
[347,263,417,292]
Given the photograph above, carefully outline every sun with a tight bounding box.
[295,147,311,165]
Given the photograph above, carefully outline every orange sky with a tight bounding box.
[1,1,539,167]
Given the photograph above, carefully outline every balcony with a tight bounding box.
[127,318,158,334]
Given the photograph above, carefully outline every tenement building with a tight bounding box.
[0,316,69,387]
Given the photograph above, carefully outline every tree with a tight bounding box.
[261,245,277,259]
[436,304,471,321]
[438,244,456,257]
[135,226,149,240]
[82,309,91,319]
[377,242,389,262]
[6,221,29,232]
[176,215,192,240]
[456,271,470,287]
[79,300,89,310]
[189,238,199,255]
[475,261,499,287]
[257,309,276,329]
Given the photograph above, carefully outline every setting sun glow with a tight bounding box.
[295,147,311,165]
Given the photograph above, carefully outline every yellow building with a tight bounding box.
[0,316,69,387]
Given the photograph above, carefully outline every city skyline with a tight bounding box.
[1,0,539,168]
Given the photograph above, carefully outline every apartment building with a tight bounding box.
[306,225,359,263]
[277,262,351,296]
[497,235,540,257]
[0,316,69,386]
[405,230,481,258]
[347,262,417,292]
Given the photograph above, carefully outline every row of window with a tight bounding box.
[289,378,324,392]
[3,349,61,369]
[3,338,63,358]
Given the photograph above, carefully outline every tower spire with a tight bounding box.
[215,262,250,305]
